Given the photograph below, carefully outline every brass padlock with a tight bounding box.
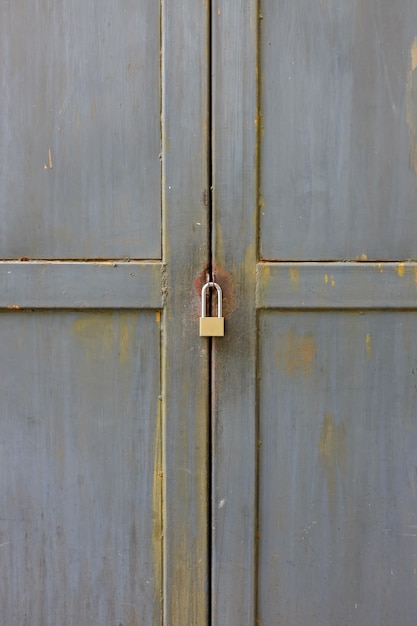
[199,282,225,337]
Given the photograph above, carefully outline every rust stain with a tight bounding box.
[155,311,161,324]
[7,304,20,310]
[194,266,236,319]
[318,413,347,509]
[406,38,417,173]
[201,188,209,208]
[276,330,316,378]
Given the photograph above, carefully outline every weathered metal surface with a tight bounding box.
[0,262,163,309]
[0,311,161,624]
[0,0,210,622]
[211,0,258,623]
[0,1,161,259]
[258,311,417,624]
[260,0,417,260]
[162,0,210,623]
[257,262,417,309]
[214,0,417,624]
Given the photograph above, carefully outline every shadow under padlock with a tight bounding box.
[199,282,225,337]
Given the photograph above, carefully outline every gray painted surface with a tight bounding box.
[260,0,417,260]
[0,0,210,623]
[162,0,210,622]
[0,311,161,625]
[213,1,417,625]
[0,262,163,309]
[258,311,417,625]
[0,1,161,259]
[257,262,417,309]
[211,0,258,624]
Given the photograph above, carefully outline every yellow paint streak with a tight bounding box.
[361,253,368,261]
[396,263,406,277]
[48,147,53,169]
[289,267,300,288]
[318,413,347,511]
[377,263,383,273]
[330,275,335,287]
[406,38,417,173]
[276,330,316,378]
[152,397,163,619]
[324,274,329,284]
[72,313,133,366]
[412,38,417,71]
[366,333,372,359]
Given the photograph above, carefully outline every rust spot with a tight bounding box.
[212,266,236,318]
[7,305,20,310]
[276,330,316,377]
[201,188,209,208]
[194,267,236,319]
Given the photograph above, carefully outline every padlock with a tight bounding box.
[199,282,225,337]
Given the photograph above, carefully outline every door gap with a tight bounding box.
[208,1,214,623]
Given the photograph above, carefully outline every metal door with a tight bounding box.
[0,2,209,624]
[212,1,417,624]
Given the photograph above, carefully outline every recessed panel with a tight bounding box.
[258,311,417,624]
[0,2,160,258]
[0,311,161,623]
[260,0,417,260]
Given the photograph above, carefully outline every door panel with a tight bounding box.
[212,1,417,625]
[0,1,161,259]
[260,0,417,260]
[258,310,417,624]
[0,0,210,624]
[0,311,161,624]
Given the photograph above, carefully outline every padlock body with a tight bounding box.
[199,317,224,337]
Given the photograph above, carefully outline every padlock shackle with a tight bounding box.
[201,282,223,318]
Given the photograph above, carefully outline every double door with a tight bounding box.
[2,1,417,624]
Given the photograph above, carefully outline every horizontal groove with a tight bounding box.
[256,262,417,310]
[0,261,164,310]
